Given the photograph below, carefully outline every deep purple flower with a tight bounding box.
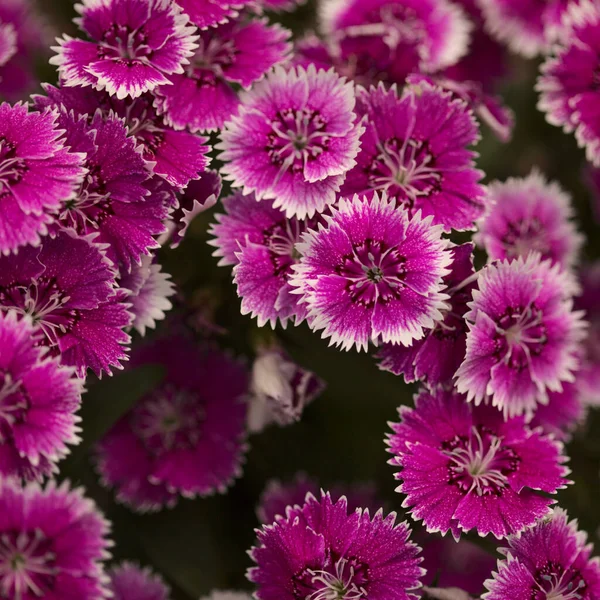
[575,261,600,406]
[387,387,570,540]
[475,170,583,269]
[483,508,600,600]
[51,0,198,100]
[209,191,318,327]
[176,0,253,29]
[248,491,424,600]
[0,103,85,255]
[248,347,325,432]
[95,334,248,511]
[376,243,475,387]
[108,561,170,600]
[529,381,585,442]
[0,311,82,481]
[154,17,292,132]
[257,472,384,524]
[0,478,112,600]
[456,253,586,418]
[53,110,168,271]
[0,229,132,378]
[37,84,210,190]
[290,192,451,352]
[341,82,486,232]
[537,0,600,166]
[120,256,175,336]
[218,65,363,219]
[478,0,571,57]
[319,0,472,85]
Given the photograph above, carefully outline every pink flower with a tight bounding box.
[108,562,170,600]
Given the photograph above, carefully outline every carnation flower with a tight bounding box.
[154,17,292,132]
[0,103,85,255]
[0,229,132,377]
[0,478,112,600]
[376,243,475,386]
[478,0,571,58]
[53,110,168,271]
[120,256,175,336]
[209,191,318,327]
[537,0,600,166]
[51,0,198,100]
[108,561,170,600]
[249,491,424,600]
[257,472,384,523]
[37,84,210,190]
[217,65,363,219]
[176,0,253,29]
[95,334,248,511]
[0,311,82,481]
[475,170,583,268]
[341,82,486,232]
[290,192,451,352]
[455,253,586,418]
[483,508,600,600]
[248,347,325,432]
[319,0,472,84]
[387,387,571,539]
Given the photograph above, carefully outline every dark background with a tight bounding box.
[25,1,600,598]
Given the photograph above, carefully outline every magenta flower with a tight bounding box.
[54,110,168,271]
[341,82,486,232]
[218,65,363,219]
[108,562,170,600]
[483,508,600,600]
[248,347,325,432]
[0,21,16,67]
[376,243,475,387]
[95,334,248,512]
[176,0,253,29]
[0,479,112,600]
[120,256,175,336]
[154,17,291,132]
[455,253,586,418]
[387,387,571,540]
[249,491,424,600]
[478,0,571,57]
[290,193,451,352]
[0,229,132,378]
[0,103,85,255]
[209,191,318,327]
[319,0,472,84]
[475,170,583,269]
[51,0,198,100]
[0,311,82,481]
[257,472,384,523]
[537,0,600,166]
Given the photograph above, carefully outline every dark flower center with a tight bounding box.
[293,557,368,600]
[366,137,440,209]
[267,108,329,174]
[0,369,28,441]
[263,219,304,277]
[501,217,551,260]
[443,427,520,496]
[0,137,27,194]
[191,35,236,75]
[533,561,587,600]
[133,385,205,454]
[336,238,408,307]
[102,24,151,60]
[0,529,58,597]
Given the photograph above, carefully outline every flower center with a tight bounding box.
[192,36,235,74]
[0,371,27,438]
[264,219,304,276]
[366,137,440,208]
[495,304,547,372]
[0,529,58,599]
[267,108,329,176]
[535,562,587,600]
[306,558,367,600]
[133,385,205,454]
[336,239,411,307]
[502,217,550,260]
[102,24,151,61]
[0,137,27,194]
[443,427,519,496]
[0,278,77,349]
